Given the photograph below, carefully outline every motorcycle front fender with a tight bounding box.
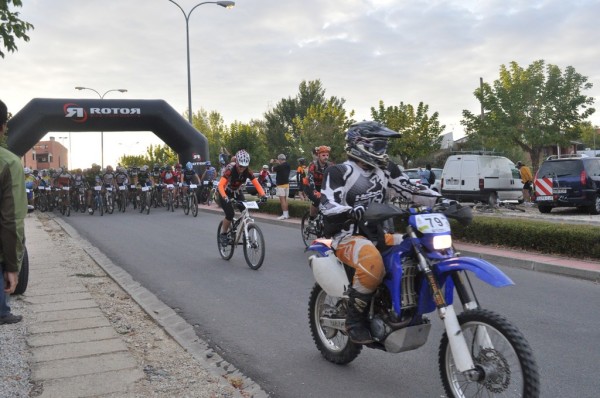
[435,257,514,287]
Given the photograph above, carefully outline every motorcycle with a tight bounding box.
[306,201,539,397]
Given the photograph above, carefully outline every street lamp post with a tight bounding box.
[167,1,235,124]
[74,86,128,168]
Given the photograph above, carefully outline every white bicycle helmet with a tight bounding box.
[235,150,250,167]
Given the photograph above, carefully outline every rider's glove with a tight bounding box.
[350,205,365,221]
[259,196,267,203]
[314,191,321,199]
[222,196,230,204]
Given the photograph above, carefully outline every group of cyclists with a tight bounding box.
[24,161,220,215]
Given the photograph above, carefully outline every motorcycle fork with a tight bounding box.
[452,271,480,311]
[409,226,476,373]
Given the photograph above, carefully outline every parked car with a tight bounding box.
[403,168,443,192]
[245,171,299,198]
[441,154,523,205]
[534,154,600,214]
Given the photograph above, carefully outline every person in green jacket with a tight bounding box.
[0,99,27,325]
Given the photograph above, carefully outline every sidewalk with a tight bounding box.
[16,213,265,398]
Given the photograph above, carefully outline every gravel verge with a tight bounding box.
[0,212,260,397]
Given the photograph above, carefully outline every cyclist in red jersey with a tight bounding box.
[160,165,178,202]
[217,150,266,245]
[304,145,334,222]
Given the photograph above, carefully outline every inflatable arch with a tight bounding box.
[7,98,208,166]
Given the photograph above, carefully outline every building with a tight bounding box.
[22,136,68,170]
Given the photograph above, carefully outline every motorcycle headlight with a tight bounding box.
[432,235,452,250]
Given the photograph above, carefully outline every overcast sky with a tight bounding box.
[2,0,599,168]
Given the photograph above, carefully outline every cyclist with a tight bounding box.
[172,163,183,202]
[114,166,129,187]
[217,150,267,245]
[257,164,273,196]
[24,167,37,207]
[151,163,163,203]
[304,145,334,223]
[137,164,154,190]
[200,161,217,203]
[72,168,87,208]
[114,166,129,207]
[180,161,200,198]
[55,167,73,209]
[160,164,178,202]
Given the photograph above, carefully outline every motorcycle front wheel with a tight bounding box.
[439,309,539,398]
[308,283,361,365]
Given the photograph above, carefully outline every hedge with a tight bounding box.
[252,198,600,260]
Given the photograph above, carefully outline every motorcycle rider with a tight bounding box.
[320,121,437,344]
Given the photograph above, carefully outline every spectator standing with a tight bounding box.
[516,161,534,204]
[418,165,432,187]
[296,158,308,201]
[0,99,27,324]
[271,154,291,220]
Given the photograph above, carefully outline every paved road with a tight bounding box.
[60,209,600,398]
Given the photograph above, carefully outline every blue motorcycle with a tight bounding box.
[307,202,539,397]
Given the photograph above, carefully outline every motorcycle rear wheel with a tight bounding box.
[308,283,361,364]
[439,309,539,398]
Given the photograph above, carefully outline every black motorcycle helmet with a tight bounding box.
[345,121,401,169]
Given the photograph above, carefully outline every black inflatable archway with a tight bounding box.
[7,98,208,166]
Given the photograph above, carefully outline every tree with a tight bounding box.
[1,0,34,58]
[371,101,445,168]
[578,121,600,150]
[293,100,354,163]
[461,60,596,168]
[263,79,346,159]
[192,108,228,165]
[117,144,178,168]
[223,121,268,169]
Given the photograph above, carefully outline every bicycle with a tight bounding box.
[300,210,325,247]
[217,200,266,270]
[59,185,71,217]
[164,183,176,212]
[182,184,199,217]
[199,181,213,205]
[90,185,104,216]
[104,186,115,214]
[138,185,151,215]
[34,187,47,212]
[128,184,138,210]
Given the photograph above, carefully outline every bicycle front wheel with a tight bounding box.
[217,220,235,260]
[191,194,198,217]
[301,211,319,248]
[183,195,190,215]
[243,224,265,270]
[106,193,114,214]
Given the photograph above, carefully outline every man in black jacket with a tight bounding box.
[271,154,290,219]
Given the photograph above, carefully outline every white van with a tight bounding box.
[441,154,523,205]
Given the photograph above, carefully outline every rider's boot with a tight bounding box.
[345,286,374,344]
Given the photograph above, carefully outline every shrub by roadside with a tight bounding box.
[253,198,600,261]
